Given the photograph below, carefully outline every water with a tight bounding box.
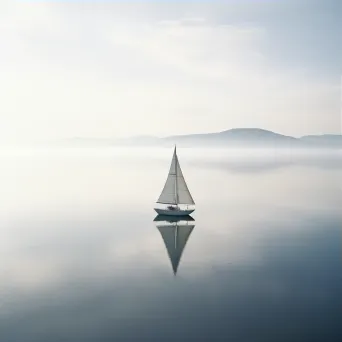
[0,148,341,342]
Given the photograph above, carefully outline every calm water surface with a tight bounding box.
[0,148,341,341]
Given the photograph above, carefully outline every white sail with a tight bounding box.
[157,147,195,205]
[175,160,195,205]
[157,150,177,204]
[157,223,195,274]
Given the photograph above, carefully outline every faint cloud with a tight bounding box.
[0,1,340,143]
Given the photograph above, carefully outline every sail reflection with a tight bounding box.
[154,215,195,275]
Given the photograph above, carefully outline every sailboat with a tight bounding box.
[154,146,195,216]
[154,215,195,275]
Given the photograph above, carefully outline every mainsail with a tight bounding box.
[157,147,195,205]
[157,221,195,274]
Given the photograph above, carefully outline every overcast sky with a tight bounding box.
[0,0,341,142]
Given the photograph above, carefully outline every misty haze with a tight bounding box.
[0,147,340,341]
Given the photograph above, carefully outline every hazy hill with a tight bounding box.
[163,128,299,147]
[63,128,342,149]
[118,128,342,149]
[299,134,342,148]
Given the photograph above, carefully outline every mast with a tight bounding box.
[174,145,178,206]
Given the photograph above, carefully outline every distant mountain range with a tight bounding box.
[62,128,342,149]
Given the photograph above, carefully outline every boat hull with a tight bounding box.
[154,208,195,216]
[153,214,194,222]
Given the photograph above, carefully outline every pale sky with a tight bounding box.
[0,0,341,143]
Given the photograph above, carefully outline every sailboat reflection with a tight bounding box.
[154,215,195,275]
